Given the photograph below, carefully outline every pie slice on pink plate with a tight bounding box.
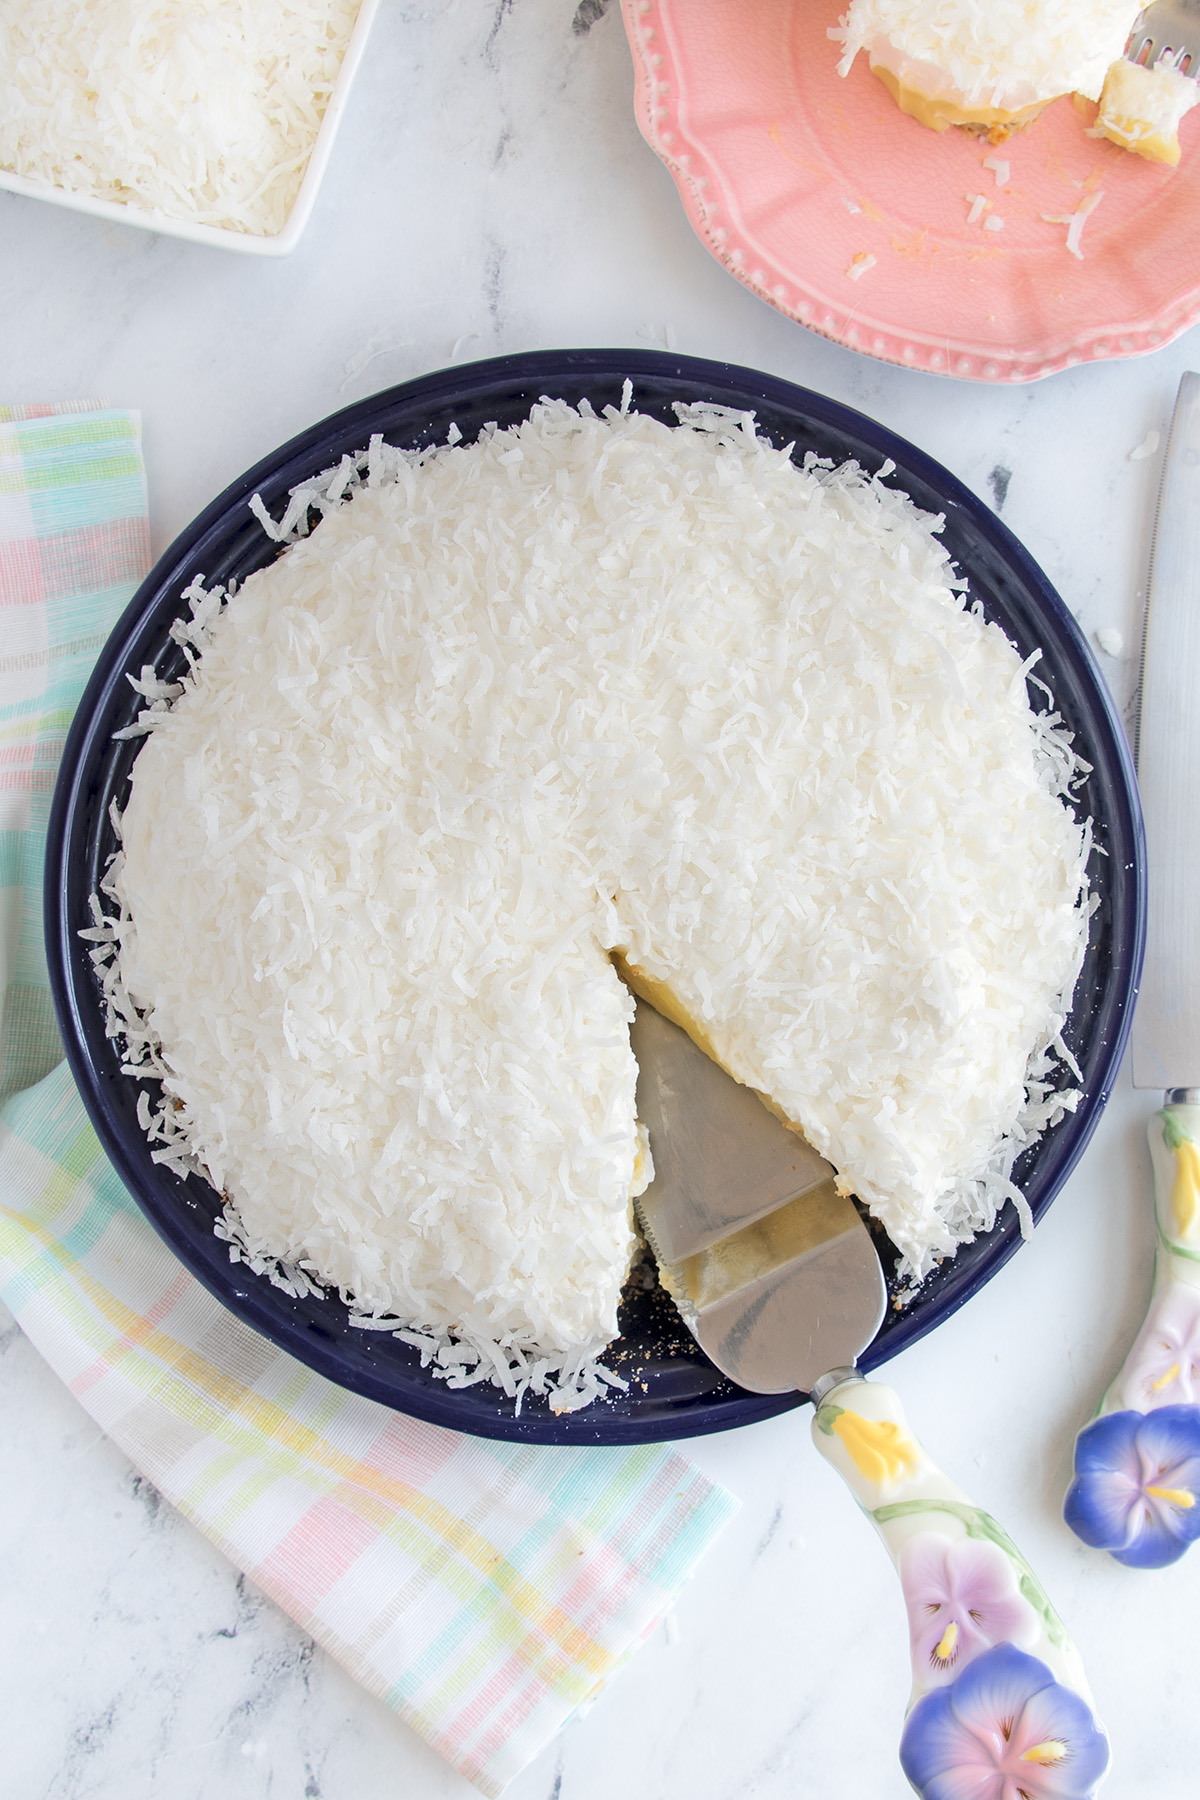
[622,0,1200,382]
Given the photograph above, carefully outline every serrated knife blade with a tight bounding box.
[1131,370,1200,1091]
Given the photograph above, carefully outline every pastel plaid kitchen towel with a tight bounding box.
[0,404,738,1797]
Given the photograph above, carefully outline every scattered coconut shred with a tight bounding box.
[0,0,359,236]
[86,394,1093,1412]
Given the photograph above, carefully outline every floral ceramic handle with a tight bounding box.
[1064,1102,1200,1569]
[812,1374,1110,1800]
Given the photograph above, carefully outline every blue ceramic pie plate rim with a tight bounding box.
[44,348,1145,1444]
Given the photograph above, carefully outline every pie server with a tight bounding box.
[630,999,1110,1796]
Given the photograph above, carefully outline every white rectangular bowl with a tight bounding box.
[0,0,381,257]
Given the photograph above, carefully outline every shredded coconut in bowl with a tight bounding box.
[0,0,360,236]
[90,394,1092,1410]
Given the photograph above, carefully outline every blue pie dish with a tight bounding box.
[44,349,1145,1444]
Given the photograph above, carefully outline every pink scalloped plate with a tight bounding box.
[622,0,1200,381]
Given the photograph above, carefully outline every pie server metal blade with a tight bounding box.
[628,998,887,1394]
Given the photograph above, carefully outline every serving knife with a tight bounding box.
[1131,373,1200,1096]
[1064,373,1200,1570]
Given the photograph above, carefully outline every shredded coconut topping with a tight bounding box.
[834,1,1145,111]
[0,0,360,236]
[95,399,1092,1400]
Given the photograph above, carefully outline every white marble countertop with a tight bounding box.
[3,5,1198,1797]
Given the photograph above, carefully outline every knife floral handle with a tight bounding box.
[1064,1100,1200,1569]
[812,1374,1110,1799]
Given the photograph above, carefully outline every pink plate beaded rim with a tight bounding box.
[622,0,1200,382]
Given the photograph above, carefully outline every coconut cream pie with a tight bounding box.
[1095,54,1200,162]
[99,399,1091,1409]
[835,0,1193,161]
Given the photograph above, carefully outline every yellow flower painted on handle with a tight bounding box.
[831,1409,922,1491]
[1170,1136,1200,1242]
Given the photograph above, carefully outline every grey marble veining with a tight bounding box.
[4,3,1200,1797]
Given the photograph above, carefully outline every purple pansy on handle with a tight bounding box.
[899,1534,1040,1688]
[1064,1405,1200,1569]
[900,1643,1110,1800]
[1118,1283,1200,1411]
